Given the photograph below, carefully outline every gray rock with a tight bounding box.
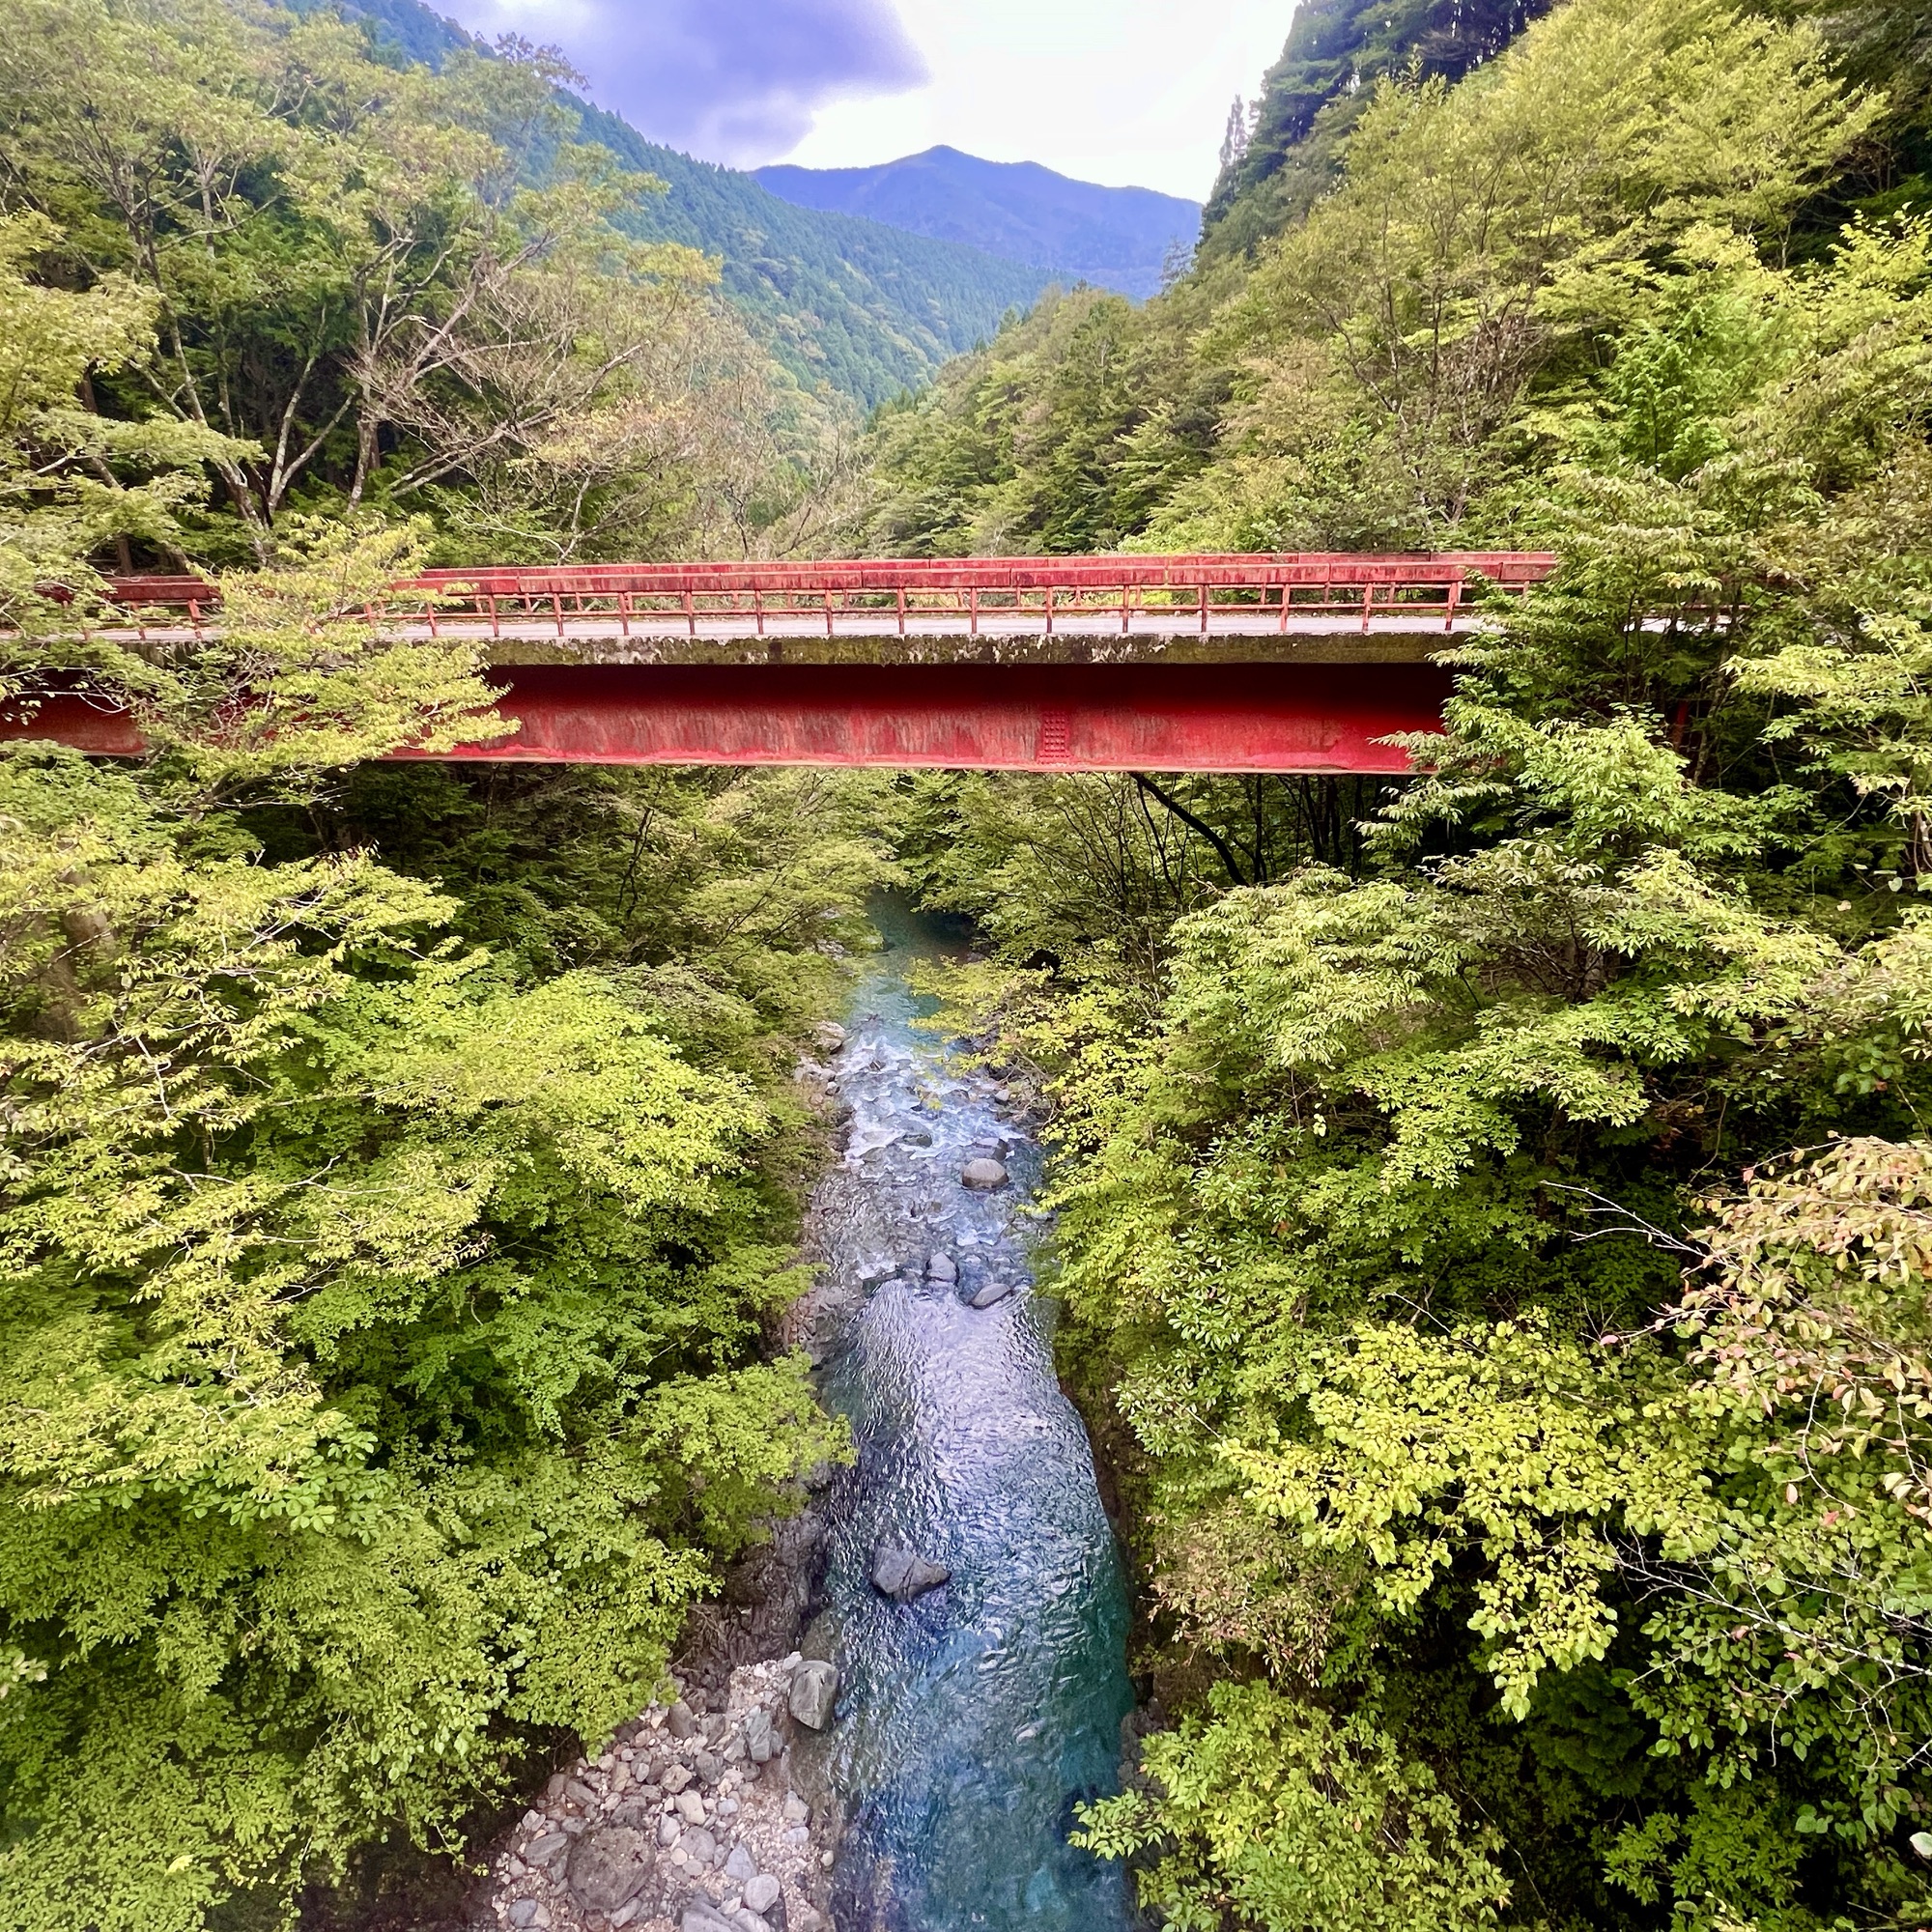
[564,1777,599,1807]
[735,1914,773,1932]
[970,1277,1019,1310]
[659,1811,681,1847]
[781,1794,810,1824]
[682,1826,719,1867]
[676,1789,707,1826]
[961,1157,1009,1190]
[682,1901,740,1932]
[564,1824,653,1913]
[662,1764,693,1794]
[870,1545,952,1603]
[695,1748,724,1786]
[788,1659,839,1730]
[526,1831,568,1865]
[902,1128,933,1147]
[508,1902,540,1929]
[925,1251,957,1282]
[743,1708,775,1762]
[667,1699,697,1739]
[724,1842,758,1883]
[744,1875,782,1915]
[795,1910,827,1932]
[811,1022,846,1052]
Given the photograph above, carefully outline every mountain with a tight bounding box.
[284,0,1053,409]
[577,115,1053,409]
[755,147,1200,301]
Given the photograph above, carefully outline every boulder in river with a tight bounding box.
[788,1659,839,1730]
[925,1251,957,1283]
[870,1545,952,1603]
[970,1277,1019,1310]
[811,1022,846,1053]
[961,1157,1009,1190]
[564,1824,652,1913]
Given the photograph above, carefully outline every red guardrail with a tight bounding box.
[95,553,1558,641]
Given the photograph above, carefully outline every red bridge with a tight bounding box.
[18,553,1555,772]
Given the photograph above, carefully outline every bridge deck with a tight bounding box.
[14,554,1555,771]
[97,609,1490,662]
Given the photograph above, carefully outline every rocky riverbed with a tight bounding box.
[484,1657,838,1932]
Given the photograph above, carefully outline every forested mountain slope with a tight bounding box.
[754,146,1200,301]
[296,0,1052,408]
[866,3,1932,1930]
[1202,0,1557,260]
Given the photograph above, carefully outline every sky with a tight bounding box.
[436,0,1299,201]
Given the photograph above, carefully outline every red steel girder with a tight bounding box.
[1,663,1451,773]
[397,662,1451,772]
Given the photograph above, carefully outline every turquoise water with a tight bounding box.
[801,898,1134,1932]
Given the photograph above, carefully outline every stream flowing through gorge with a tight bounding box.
[795,898,1134,1932]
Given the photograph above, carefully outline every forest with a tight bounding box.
[2,0,1932,1928]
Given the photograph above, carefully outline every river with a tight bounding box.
[793,896,1135,1932]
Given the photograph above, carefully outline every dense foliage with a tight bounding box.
[0,89,891,1930]
[877,2,1932,1927]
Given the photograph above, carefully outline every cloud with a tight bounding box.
[444,0,929,164]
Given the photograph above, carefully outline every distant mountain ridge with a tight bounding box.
[282,0,1054,408]
[755,147,1200,301]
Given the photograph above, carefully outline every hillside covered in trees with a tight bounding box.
[860,3,1932,1930]
[301,0,1055,410]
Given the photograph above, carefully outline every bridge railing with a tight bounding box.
[87,553,1559,641]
